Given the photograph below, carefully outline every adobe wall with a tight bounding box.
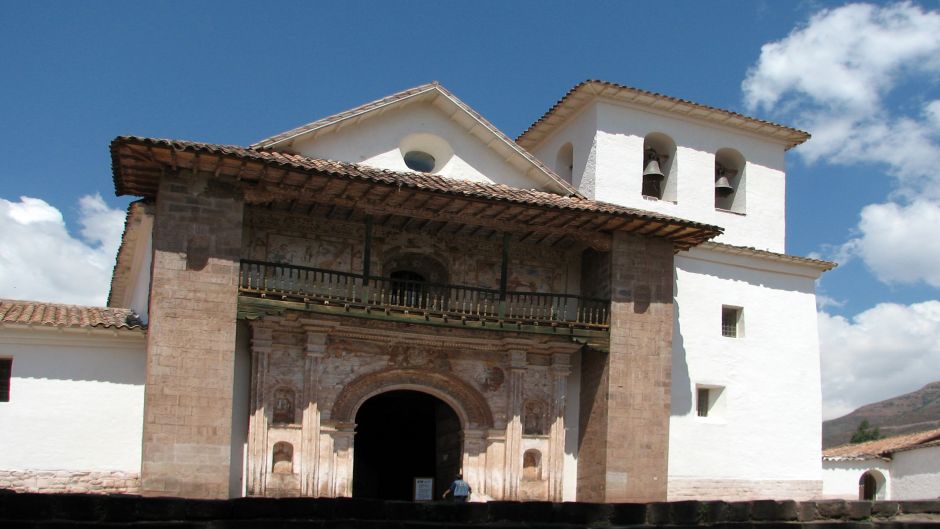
[244,310,580,501]
[3,492,939,528]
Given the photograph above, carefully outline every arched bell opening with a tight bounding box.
[352,389,462,501]
[714,148,746,213]
[642,133,677,201]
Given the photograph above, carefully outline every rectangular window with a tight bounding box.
[696,387,710,417]
[696,385,725,418]
[722,306,742,338]
[0,358,11,402]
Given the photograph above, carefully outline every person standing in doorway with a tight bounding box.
[442,474,471,502]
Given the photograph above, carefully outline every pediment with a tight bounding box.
[252,83,576,195]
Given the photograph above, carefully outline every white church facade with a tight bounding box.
[0,80,833,501]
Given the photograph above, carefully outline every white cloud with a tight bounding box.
[744,2,940,285]
[744,3,940,419]
[743,2,940,190]
[819,301,940,419]
[0,195,126,306]
[850,200,940,286]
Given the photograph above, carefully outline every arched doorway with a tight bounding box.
[858,470,885,500]
[352,390,462,500]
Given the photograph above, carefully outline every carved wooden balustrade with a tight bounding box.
[238,260,610,330]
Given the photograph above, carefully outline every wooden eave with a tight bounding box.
[111,137,722,251]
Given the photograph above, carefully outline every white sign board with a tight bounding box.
[413,477,434,501]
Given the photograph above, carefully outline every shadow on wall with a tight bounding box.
[6,343,145,385]
[679,256,815,295]
[670,266,692,416]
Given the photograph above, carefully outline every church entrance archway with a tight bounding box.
[352,390,462,500]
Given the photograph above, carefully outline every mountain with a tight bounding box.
[823,381,940,448]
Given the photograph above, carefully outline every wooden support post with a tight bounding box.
[499,233,510,319]
[362,215,373,286]
[499,233,510,300]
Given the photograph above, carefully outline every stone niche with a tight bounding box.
[245,310,579,501]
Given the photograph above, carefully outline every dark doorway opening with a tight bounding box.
[859,471,880,500]
[352,390,462,500]
[389,270,426,307]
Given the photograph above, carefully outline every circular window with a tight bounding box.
[403,151,436,173]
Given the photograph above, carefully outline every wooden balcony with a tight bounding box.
[237,260,610,337]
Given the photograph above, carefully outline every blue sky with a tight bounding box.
[2,1,939,418]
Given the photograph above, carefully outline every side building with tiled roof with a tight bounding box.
[0,299,146,493]
[1,81,834,502]
[822,428,940,500]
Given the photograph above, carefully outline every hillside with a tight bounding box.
[822,381,940,448]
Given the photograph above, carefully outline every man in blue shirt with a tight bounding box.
[442,474,471,502]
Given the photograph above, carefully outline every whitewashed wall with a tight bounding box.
[290,103,543,191]
[0,326,146,473]
[822,459,890,500]
[562,349,581,502]
[529,103,599,195]
[891,445,940,499]
[667,247,824,499]
[529,100,789,252]
[126,217,153,322]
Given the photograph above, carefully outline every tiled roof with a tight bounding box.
[0,299,145,331]
[251,83,438,149]
[698,242,837,271]
[249,82,579,196]
[516,80,811,151]
[823,428,940,460]
[111,136,723,246]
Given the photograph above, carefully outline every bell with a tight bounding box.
[643,150,664,180]
[715,175,734,196]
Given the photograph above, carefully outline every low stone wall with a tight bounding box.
[667,478,822,501]
[1,492,939,528]
[0,470,139,495]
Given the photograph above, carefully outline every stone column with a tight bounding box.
[485,430,505,499]
[330,423,356,497]
[300,331,327,496]
[548,352,570,501]
[246,325,271,496]
[576,232,674,502]
[503,349,526,499]
[462,429,487,499]
[140,170,244,499]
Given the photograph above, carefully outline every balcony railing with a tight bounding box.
[238,259,609,329]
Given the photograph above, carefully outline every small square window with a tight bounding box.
[0,358,11,402]
[722,306,742,338]
[696,385,724,418]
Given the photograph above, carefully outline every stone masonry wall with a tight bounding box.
[578,233,674,503]
[0,471,139,495]
[141,170,244,499]
[668,478,823,502]
[2,492,939,528]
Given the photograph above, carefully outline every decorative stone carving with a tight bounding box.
[523,400,547,435]
[476,365,505,392]
[272,387,296,425]
[386,343,450,370]
[331,368,494,429]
